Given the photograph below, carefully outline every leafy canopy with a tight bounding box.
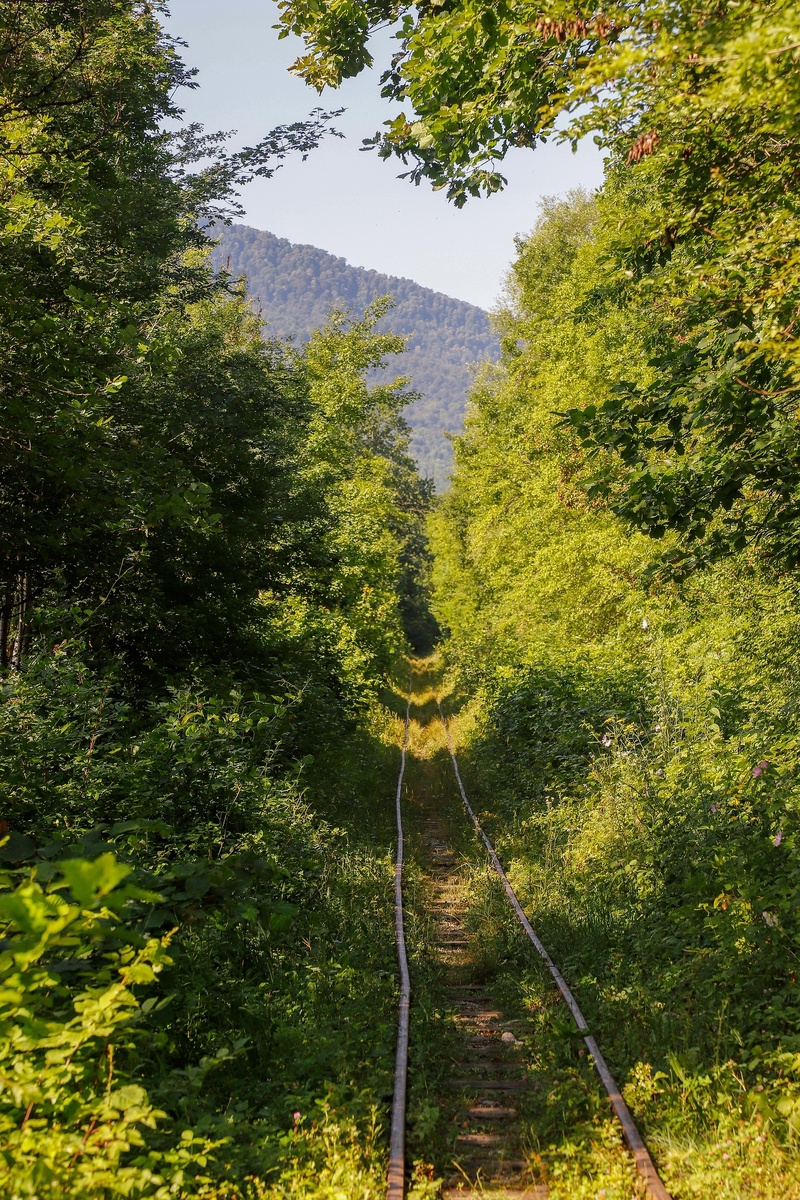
[277,1,800,569]
[276,2,800,200]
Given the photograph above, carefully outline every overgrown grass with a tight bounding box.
[443,612,800,1198]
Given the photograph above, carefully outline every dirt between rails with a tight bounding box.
[399,658,551,1200]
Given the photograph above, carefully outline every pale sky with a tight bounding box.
[165,1,606,310]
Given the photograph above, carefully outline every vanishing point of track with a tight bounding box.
[386,666,672,1200]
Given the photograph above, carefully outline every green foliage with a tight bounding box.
[561,31,800,571]
[430,191,800,1194]
[277,1,800,203]
[0,855,196,1198]
[0,272,420,1185]
[280,0,800,568]
[431,191,653,658]
[0,3,436,1196]
[0,1,339,623]
[212,224,497,487]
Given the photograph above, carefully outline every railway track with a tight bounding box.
[387,669,671,1200]
[423,816,547,1199]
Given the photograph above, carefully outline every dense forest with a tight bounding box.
[0,4,433,1196]
[5,1,800,1199]
[429,189,800,1196]
[211,224,497,487]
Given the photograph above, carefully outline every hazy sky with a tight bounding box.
[165,1,605,310]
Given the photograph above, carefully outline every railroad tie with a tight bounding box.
[425,821,541,1196]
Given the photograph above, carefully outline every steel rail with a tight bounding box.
[436,701,672,1200]
[387,689,412,1200]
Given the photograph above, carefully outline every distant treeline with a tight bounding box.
[211,223,498,487]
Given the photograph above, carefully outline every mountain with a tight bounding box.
[210,224,498,486]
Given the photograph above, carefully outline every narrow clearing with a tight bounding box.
[402,659,551,1199]
[424,817,547,1200]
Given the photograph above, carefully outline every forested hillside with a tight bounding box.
[211,224,497,486]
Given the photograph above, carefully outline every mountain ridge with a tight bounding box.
[211,223,499,485]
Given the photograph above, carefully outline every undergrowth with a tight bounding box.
[442,601,800,1199]
[0,646,413,1199]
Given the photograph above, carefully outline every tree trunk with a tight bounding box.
[10,574,28,672]
[0,588,9,670]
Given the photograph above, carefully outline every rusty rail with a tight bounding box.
[387,690,412,1200]
[436,701,672,1200]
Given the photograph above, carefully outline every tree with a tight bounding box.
[0,8,433,1192]
[0,0,338,666]
[279,0,800,571]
